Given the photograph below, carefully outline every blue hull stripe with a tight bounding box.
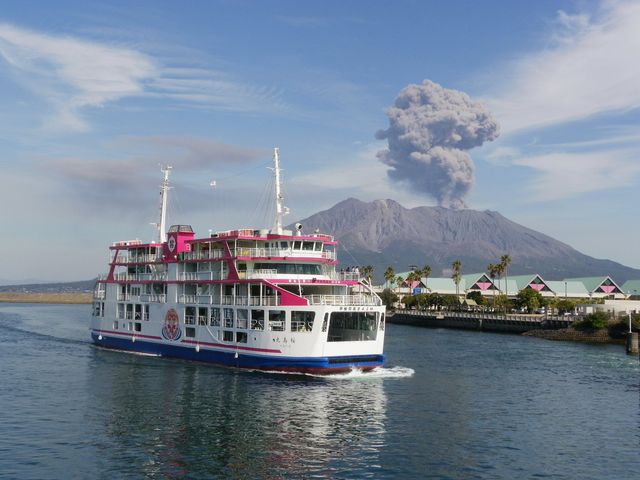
[91,333,384,373]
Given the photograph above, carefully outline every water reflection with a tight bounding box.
[88,350,388,478]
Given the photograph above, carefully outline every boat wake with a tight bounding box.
[309,366,415,380]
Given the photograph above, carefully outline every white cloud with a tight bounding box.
[0,23,157,131]
[486,1,640,133]
[0,23,285,131]
[513,150,640,201]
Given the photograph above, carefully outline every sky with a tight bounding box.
[0,0,639,283]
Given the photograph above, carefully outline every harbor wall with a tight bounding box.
[389,310,572,334]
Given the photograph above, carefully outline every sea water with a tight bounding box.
[0,303,638,479]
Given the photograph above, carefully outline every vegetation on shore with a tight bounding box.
[0,293,92,304]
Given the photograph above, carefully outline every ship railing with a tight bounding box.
[176,295,279,306]
[177,294,218,304]
[251,296,280,306]
[248,269,278,278]
[184,315,196,325]
[335,271,361,281]
[93,291,106,300]
[114,273,167,282]
[180,272,199,281]
[232,247,336,260]
[178,272,221,281]
[117,294,138,301]
[183,250,225,261]
[303,294,382,306]
[179,294,198,304]
[140,294,166,303]
[113,254,163,264]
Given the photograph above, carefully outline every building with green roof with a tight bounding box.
[622,280,640,298]
[562,276,626,299]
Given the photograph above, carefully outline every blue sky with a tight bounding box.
[1,0,639,282]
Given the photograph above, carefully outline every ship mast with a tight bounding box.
[158,165,172,243]
[272,147,289,234]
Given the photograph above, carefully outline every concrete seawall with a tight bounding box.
[389,310,573,334]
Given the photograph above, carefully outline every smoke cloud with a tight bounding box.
[376,80,499,209]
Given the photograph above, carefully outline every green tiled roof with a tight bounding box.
[563,276,623,293]
[546,280,590,297]
[622,280,640,295]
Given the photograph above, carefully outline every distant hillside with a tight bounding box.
[0,279,96,294]
[291,198,640,283]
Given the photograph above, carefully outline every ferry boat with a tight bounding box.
[90,148,386,373]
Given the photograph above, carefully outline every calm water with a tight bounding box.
[0,303,638,479]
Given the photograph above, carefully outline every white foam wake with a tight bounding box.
[310,366,415,380]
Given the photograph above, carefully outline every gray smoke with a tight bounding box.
[376,80,499,209]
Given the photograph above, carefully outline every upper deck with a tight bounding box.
[109,227,338,265]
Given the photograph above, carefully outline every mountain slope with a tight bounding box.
[291,198,640,283]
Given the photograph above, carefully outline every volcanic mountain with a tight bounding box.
[291,198,640,283]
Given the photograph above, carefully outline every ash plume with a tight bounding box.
[376,80,499,209]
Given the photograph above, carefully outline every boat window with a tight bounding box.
[143,305,149,321]
[134,322,142,332]
[254,263,321,275]
[135,304,142,320]
[379,313,385,331]
[223,330,234,342]
[314,242,322,251]
[251,309,264,330]
[303,241,314,250]
[198,307,208,325]
[185,306,196,325]
[293,241,301,250]
[280,241,289,249]
[224,308,234,328]
[237,309,248,329]
[113,321,118,330]
[322,313,329,332]
[327,311,378,342]
[269,310,285,331]
[210,307,221,327]
[117,303,125,319]
[236,332,248,343]
[291,311,314,332]
[126,304,134,320]
[186,327,196,338]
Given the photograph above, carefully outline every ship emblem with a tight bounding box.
[168,235,177,252]
[162,308,182,341]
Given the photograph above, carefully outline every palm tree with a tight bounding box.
[406,270,420,282]
[361,265,374,285]
[395,275,405,294]
[500,254,512,299]
[384,266,395,289]
[487,263,501,308]
[451,260,462,302]
[420,265,432,291]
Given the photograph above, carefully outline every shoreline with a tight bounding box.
[0,293,92,304]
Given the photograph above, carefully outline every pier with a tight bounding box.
[389,310,574,333]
